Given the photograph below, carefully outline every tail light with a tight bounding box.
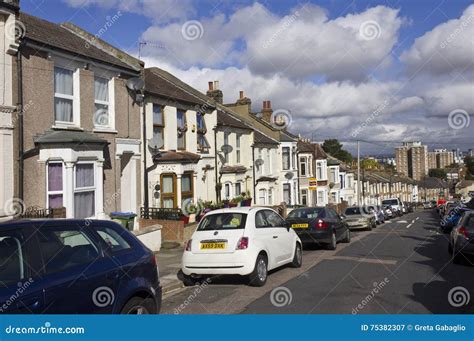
[236,237,249,250]
[151,253,157,267]
[458,226,469,239]
[316,219,329,229]
[185,239,192,251]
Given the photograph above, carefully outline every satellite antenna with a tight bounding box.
[255,159,264,167]
[148,137,162,157]
[126,77,145,92]
[285,172,294,180]
[221,145,233,154]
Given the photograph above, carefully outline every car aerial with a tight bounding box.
[0,219,161,314]
[343,207,376,231]
[382,198,403,217]
[448,211,474,265]
[286,207,351,250]
[181,207,302,287]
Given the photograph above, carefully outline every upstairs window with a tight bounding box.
[54,67,74,123]
[282,147,290,170]
[177,110,187,150]
[236,133,242,164]
[153,104,164,149]
[299,157,307,176]
[94,77,110,128]
[224,132,230,164]
[196,113,210,153]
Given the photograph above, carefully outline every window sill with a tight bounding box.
[52,124,83,131]
[93,127,118,134]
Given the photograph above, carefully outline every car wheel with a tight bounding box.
[326,232,337,250]
[182,273,198,287]
[342,229,351,243]
[248,254,268,287]
[121,297,156,314]
[290,243,303,268]
[366,223,372,231]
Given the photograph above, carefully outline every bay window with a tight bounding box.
[153,104,164,149]
[259,189,266,205]
[54,67,74,123]
[47,163,64,209]
[74,163,95,219]
[301,189,308,206]
[235,182,241,196]
[161,174,176,208]
[181,173,194,207]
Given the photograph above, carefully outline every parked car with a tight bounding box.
[448,211,474,265]
[343,207,376,231]
[422,202,432,209]
[0,219,161,314]
[382,198,403,217]
[182,207,302,287]
[382,204,394,219]
[286,207,350,250]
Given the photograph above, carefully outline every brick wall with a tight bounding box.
[139,218,185,243]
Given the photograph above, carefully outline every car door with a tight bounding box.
[0,227,45,314]
[264,210,294,263]
[37,224,120,314]
[253,210,281,269]
[327,209,344,239]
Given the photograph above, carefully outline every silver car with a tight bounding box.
[343,207,376,231]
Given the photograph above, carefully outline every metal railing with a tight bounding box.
[140,207,183,220]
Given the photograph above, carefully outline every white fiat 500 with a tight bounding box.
[182,207,302,286]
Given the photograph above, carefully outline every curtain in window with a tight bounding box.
[55,98,73,122]
[153,127,164,149]
[181,175,191,192]
[54,67,73,95]
[74,191,95,218]
[48,164,63,191]
[94,77,109,102]
[153,105,163,125]
[162,176,173,193]
[76,164,94,188]
[49,194,63,209]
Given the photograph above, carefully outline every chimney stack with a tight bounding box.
[261,100,273,122]
[236,90,252,107]
[206,80,223,104]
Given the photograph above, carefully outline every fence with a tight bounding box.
[140,207,183,220]
[18,207,66,219]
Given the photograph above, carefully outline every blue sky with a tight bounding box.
[20,0,474,154]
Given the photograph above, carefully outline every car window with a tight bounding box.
[264,211,286,228]
[0,231,25,287]
[327,209,339,220]
[38,227,100,274]
[345,207,361,215]
[197,213,247,231]
[96,226,132,253]
[255,211,271,228]
[287,208,322,219]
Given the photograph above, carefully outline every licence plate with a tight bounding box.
[292,223,309,228]
[200,242,226,249]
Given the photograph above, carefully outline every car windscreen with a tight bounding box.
[287,208,323,219]
[197,213,247,231]
[344,207,362,215]
[382,199,398,205]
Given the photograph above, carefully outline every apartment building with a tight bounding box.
[428,149,454,169]
[395,142,428,180]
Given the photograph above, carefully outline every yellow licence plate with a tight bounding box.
[200,242,226,250]
[292,223,309,228]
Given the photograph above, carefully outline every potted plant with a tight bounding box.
[241,191,252,206]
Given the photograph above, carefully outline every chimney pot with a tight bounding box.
[239,91,244,99]
[214,80,219,90]
[267,100,271,109]
[208,81,213,91]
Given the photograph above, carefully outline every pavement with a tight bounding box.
[159,209,474,314]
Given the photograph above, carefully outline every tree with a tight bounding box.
[322,139,353,164]
[429,168,447,179]
[361,158,379,170]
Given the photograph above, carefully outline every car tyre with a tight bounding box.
[182,273,199,287]
[121,297,156,314]
[290,243,303,268]
[326,232,337,250]
[342,229,351,243]
[248,254,268,287]
[366,224,372,231]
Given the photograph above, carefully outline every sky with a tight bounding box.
[21,0,474,156]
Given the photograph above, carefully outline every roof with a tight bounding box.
[205,207,257,215]
[256,176,278,182]
[418,177,448,189]
[152,151,200,164]
[145,68,213,106]
[220,165,248,174]
[34,130,108,145]
[217,110,252,130]
[20,13,139,72]
[280,131,297,142]
[297,141,327,159]
[254,130,279,146]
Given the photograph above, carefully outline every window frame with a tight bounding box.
[73,162,96,218]
[46,161,64,209]
[282,147,290,170]
[223,131,230,163]
[152,104,165,150]
[196,113,210,153]
[181,172,194,206]
[160,173,177,208]
[283,183,291,204]
[93,76,114,130]
[301,189,308,206]
[0,230,27,286]
[177,110,187,150]
[299,156,307,176]
[236,133,242,164]
[53,66,78,127]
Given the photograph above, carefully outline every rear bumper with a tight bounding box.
[182,250,255,276]
[455,239,474,256]
[295,229,332,243]
[346,223,370,230]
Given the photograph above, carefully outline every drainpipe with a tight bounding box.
[296,151,301,205]
[142,98,149,216]
[214,127,219,203]
[252,145,256,205]
[17,45,24,203]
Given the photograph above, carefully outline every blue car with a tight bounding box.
[0,219,161,314]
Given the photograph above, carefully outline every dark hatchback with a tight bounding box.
[449,211,474,265]
[286,207,350,250]
[0,219,161,314]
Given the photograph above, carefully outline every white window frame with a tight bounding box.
[53,65,80,128]
[268,187,273,205]
[224,182,232,200]
[301,189,308,206]
[46,161,65,209]
[299,156,307,176]
[223,132,230,164]
[259,188,267,205]
[74,162,97,218]
[236,133,241,164]
[235,182,242,196]
[93,76,115,131]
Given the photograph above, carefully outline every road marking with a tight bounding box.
[406,223,413,229]
[328,255,397,265]
[416,217,420,221]
[397,220,408,223]
[411,219,415,224]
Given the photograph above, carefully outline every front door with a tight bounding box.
[120,153,137,213]
[160,173,177,208]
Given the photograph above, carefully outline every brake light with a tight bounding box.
[316,219,329,229]
[151,254,157,267]
[458,226,469,239]
[236,237,249,250]
[185,239,192,251]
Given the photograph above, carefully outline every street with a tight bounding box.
[162,209,473,314]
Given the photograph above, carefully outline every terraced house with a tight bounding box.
[3,5,143,221]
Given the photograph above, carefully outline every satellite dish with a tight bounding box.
[147,137,162,156]
[221,144,233,154]
[255,158,264,167]
[126,77,145,92]
[285,172,294,180]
